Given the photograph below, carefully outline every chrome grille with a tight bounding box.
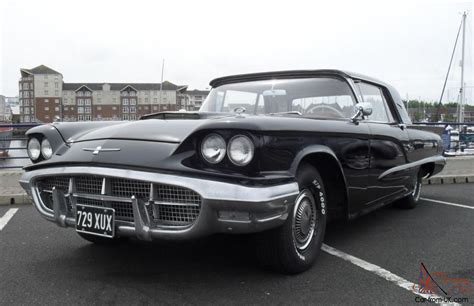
[76,176,102,194]
[110,178,149,198]
[35,175,202,227]
[157,185,201,204]
[155,204,200,225]
[37,177,69,193]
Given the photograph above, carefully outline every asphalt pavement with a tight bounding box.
[0,184,473,305]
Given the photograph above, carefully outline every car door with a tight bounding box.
[355,81,410,205]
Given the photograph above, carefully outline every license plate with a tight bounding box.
[76,204,115,238]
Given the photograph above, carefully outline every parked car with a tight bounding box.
[20,70,445,274]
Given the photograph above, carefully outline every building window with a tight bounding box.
[55,107,59,112]
[78,99,84,105]
[153,106,158,111]
[112,106,117,110]
[122,106,129,113]
[45,99,49,103]
[78,115,84,121]
[144,106,148,111]
[130,114,137,120]
[130,91,136,96]
[64,107,69,111]
[84,115,91,121]
[44,107,49,111]
[130,106,136,113]
[44,90,49,95]
[123,98,129,105]
[112,98,116,102]
[121,91,128,97]
[97,106,102,111]
[85,107,91,113]
[85,91,91,96]
[44,82,48,87]
[153,98,158,103]
[85,99,91,105]
[55,99,59,104]
[130,99,136,105]
[123,114,129,120]
[45,115,50,120]
[25,92,29,98]
[78,107,84,113]
[55,83,59,88]
[98,98,101,103]
[145,98,149,103]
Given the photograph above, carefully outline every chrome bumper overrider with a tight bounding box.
[19,166,299,240]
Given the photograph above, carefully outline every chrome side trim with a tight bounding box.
[378,155,446,181]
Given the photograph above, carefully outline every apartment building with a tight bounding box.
[178,89,210,111]
[19,65,189,123]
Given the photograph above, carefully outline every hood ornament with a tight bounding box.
[83,146,120,155]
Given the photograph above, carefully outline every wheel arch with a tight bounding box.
[290,145,349,220]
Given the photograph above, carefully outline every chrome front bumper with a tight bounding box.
[19,166,299,240]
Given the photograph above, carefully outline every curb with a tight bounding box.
[0,194,31,206]
[423,175,474,185]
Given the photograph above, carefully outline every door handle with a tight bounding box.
[398,124,406,130]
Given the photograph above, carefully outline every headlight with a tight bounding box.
[201,133,226,164]
[27,138,41,161]
[41,138,53,160]
[227,135,254,166]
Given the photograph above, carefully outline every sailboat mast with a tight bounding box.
[459,11,467,123]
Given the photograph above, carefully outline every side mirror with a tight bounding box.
[351,102,372,122]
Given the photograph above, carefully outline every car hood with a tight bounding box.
[65,119,209,143]
[52,112,356,144]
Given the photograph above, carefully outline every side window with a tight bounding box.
[357,82,394,123]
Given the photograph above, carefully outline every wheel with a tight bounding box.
[255,163,327,274]
[395,172,422,209]
[77,232,125,245]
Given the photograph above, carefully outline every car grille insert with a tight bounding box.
[35,175,202,228]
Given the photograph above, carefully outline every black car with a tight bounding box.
[20,70,445,274]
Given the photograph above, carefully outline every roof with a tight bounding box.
[209,69,390,88]
[21,65,62,76]
[62,81,184,92]
[185,89,210,95]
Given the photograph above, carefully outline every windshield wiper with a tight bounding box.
[269,111,303,116]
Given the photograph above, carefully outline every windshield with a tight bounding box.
[200,77,357,119]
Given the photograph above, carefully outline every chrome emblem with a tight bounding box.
[83,146,120,155]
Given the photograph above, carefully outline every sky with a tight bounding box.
[1,0,473,103]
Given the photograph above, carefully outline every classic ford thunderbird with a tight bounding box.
[20,70,445,274]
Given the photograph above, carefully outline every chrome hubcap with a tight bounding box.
[293,190,317,251]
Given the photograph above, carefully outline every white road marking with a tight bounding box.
[0,208,19,231]
[420,198,474,210]
[322,244,459,305]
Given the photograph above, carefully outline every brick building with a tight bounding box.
[19,65,194,123]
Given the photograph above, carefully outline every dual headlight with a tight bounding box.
[27,137,53,161]
[201,134,254,166]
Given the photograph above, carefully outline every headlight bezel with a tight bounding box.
[227,135,255,166]
[27,137,42,161]
[41,138,53,160]
[200,133,227,164]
